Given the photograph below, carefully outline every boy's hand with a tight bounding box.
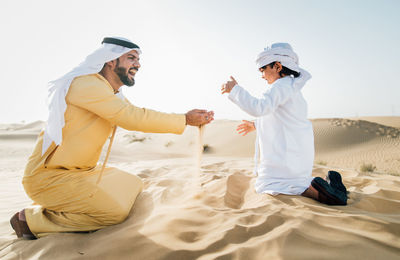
[221,76,238,94]
[237,120,255,136]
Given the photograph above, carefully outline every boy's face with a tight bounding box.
[259,62,282,84]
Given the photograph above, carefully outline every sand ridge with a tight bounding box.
[350,116,400,129]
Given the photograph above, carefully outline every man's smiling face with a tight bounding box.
[114,49,141,87]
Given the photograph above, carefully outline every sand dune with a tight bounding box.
[313,118,400,175]
[350,116,400,129]
[1,117,399,259]
[114,117,400,175]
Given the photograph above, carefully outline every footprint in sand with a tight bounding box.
[224,174,251,209]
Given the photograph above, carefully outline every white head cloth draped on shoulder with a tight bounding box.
[42,37,141,155]
[256,42,300,72]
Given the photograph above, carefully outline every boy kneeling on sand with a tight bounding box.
[221,43,347,205]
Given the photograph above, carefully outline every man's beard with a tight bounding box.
[114,59,137,87]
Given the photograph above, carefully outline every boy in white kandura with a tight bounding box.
[221,43,347,205]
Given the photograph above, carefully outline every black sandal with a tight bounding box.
[10,212,36,239]
[311,177,347,205]
[326,170,348,194]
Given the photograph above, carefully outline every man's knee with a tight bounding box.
[105,206,131,225]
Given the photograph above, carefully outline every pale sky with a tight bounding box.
[1,0,399,123]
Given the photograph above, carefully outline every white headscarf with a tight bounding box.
[256,42,300,72]
[42,37,141,155]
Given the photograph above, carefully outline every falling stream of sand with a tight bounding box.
[196,125,205,174]
[192,125,205,199]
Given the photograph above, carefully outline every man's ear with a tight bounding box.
[105,60,116,69]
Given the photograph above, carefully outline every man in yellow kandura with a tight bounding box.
[10,37,214,239]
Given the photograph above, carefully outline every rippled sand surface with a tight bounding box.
[1,118,399,259]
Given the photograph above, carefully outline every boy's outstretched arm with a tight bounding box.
[221,76,296,117]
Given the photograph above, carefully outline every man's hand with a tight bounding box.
[185,109,214,126]
[237,120,255,136]
[221,76,238,94]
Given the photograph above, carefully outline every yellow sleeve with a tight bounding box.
[66,75,186,134]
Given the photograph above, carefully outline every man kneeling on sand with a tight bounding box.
[10,37,214,239]
[221,43,348,205]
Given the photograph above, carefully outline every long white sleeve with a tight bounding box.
[228,78,296,117]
